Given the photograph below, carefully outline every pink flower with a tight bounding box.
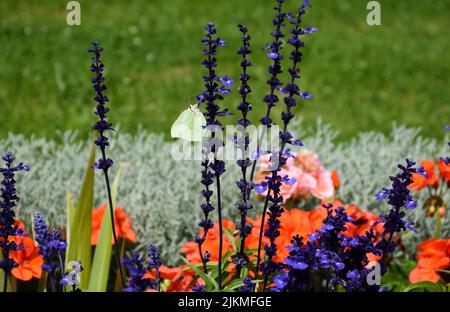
[294,171,317,198]
[294,150,321,173]
[255,150,335,202]
[279,165,301,200]
[311,169,334,199]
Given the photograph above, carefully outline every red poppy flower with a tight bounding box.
[437,160,450,181]
[409,238,450,284]
[182,201,381,274]
[409,160,439,191]
[91,204,137,245]
[9,221,43,281]
[331,170,340,190]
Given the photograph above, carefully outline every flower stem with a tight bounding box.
[436,210,441,239]
[3,269,7,293]
[101,155,125,288]
[255,191,271,274]
[215,162,223,290]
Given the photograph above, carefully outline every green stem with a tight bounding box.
[436,211,441,239]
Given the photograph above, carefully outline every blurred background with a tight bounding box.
[0,0,449,141]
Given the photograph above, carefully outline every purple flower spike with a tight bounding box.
[89,41,125,287]
[0,151,29,284]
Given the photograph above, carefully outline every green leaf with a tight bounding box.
[240,267,248,280]
[182,257,219,291]
[65,139,96,290]
[381,258,416,292]
[65,190,74,246]
[222,279,263,292]
[222,279,245,292]
[404,281,447,292]
[224,229,237,252]
[113,239,127,292]
[210,250,233,280]
[0,253,15,292]
[88,165,124,292]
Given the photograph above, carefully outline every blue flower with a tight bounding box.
[220,75,234,87]
[33,212,66,275]
[258,0,287,127]
[240,276,254,292]
[122,252,153,292]
[267,52,279,59]
[254,182,268,194]
[88,41,125,287]
[192,285,207,292]
[147,242,162,291]
[272,271,289,291]
[196,23,233,284]
[346,269,360,281]
[271,204,383,292]
[88,41,114,171]
[0,152,29,279]
[60,261,83,291]
[374,160,421,277]
[376,190,388,201]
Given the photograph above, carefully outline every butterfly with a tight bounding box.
[170,104,206,142]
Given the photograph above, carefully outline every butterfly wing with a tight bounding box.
[191,106,207,142]
[171,106,206,142]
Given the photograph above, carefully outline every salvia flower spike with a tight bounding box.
[122,252,151,292]
[247,0,288,190]
[375,159,422,270]
[33,212,67,291]
[273,160,421,292]
[88,41,125,287]
[123,246,162,292]
[195,22,232,289]
[257,1,315,290]
[148,242,162,292]
[0,151,29,292]
[232,24,253,275]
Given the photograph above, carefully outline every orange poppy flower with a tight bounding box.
[437,160,450,181]
[246,209,315,262]
[331,170,340,190]
[344,204,382,237]
[91,204,137,245]
[181,219,235,265]
[144,265,196,292]
[9,221,43,281]
[409,238,450,284]
[409,160,439,191]
[182,201,381,275]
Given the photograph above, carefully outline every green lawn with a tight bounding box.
[0,0,449,141]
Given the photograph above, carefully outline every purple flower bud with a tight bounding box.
[267,52,279,59]
[220,75,234,87]
[300,91,313,99]
[376,191,388,201]
[254,183,268,194]
[406,200,417,209]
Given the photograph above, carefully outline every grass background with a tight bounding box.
[0,0,448,141]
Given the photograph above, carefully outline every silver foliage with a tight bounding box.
[1,120,448,264]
